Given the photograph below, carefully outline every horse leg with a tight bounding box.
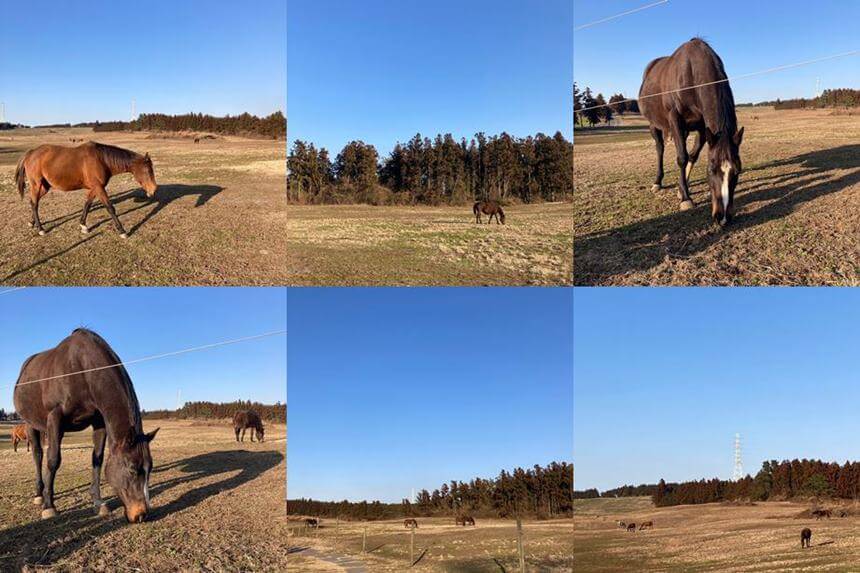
[91,425,109,516]
[685,128,706,181]
[93,186,128,238]
[669,116,693,210]
[29,183,46,235]
[28,427,45,506]
[80,192,95,234]
[235,427,240,442]
[241,428,246,442]
[42,407,64,518]
[649,127,665,192]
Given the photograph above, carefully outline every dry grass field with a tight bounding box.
[286,203,573,286]
[0,128,287,285]
[287,516,573,572]
[0,419,287,572]
[575,496,860,571]
[574,108,860,285]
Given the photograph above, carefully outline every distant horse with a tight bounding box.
[13,328,159,522]
[639,38,744,225]
[305,518,319,528]
[11,424,29,452]
[473,200,506,224]
[194,137,200,143]
[626,523,636,532]
[812,509,832,520]
[404,518,418,528]
[801,527,812,548]
[618,520,627,528]
[15,141,158,238]
[456,516,476,526]
[639,520,653,530]
[233,410,265,442]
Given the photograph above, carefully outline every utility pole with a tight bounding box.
[733,433,744,481]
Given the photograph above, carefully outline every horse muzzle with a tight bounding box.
[125,502,148,523]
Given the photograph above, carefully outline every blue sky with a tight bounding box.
[0,288,286,413]
[574,0,860,104]
[287,288,573,503]
[288,0,573,158]
[0,0,285,125]
[574,288,860,492]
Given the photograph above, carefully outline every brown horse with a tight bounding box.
[639,520,653,530]
[13,328,159,522]
[11,424,29,452]
[305,517,319,528]
[812,509,832,520]
[404,518,418,528]
[626,523,636,532]
[473,200,505,224]
[456,515,476,526]
[801,527,812,548]
[15,141,158,238]
[233,410,265,442]
[639,38,744,225]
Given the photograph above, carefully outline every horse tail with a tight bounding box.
[15,152,29,198]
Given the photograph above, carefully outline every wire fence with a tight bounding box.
[575,0,669,31]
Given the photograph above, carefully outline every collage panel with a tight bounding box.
[0,287,287,569]
[286,288,573,571]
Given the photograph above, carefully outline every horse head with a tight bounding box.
[132,153,158,197]
[706,126,744,226]
[256,426,265,442]
[104,427,159,523]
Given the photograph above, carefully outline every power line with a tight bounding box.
[7,329,286,389]
[575,0,669,31]
[575,48,860,113]
[0,287,26,295]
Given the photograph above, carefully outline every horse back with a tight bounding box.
[24,142,108,190]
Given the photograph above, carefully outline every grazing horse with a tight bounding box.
[456,515,476,526]
[15,141,158,238]
[639,520,653,530]
[801,527,812,548]
[404,518,419,529]
[639,38,744,225]
[626,523,636,532]
[618,520,627,528]
[305,518,319,528]
[812,509,832,520]
[13,328,159,522]
[233,410,265,442]
[11,424,30,452]
[473,200,506,224]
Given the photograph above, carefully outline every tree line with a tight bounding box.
[287,131,572,206]
[91,111,286,138]
[142,400,286,422]
[289,461,573,521]
[574,82,640,128]
[0,409,22,421]
[755,89,860,110]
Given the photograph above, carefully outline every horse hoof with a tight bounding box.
[650,184,661,192]
[32,496,43,505]
[41,508,57,519]
[98,504,111,517]
[80,225,90,234]
[38,230,45,236]
[27,221,33,228]
[679,200,695,211]
[119,233,128,239]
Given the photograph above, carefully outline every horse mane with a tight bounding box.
[686,38,737,136]
[93,143,141,173]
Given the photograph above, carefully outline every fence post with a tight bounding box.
[517,518,525,573]
[363,526,367,553]
[410,525,415,566]
[336,517,340,536]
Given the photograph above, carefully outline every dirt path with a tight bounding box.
[292,546,369,572]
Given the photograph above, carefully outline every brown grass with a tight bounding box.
[286,203,573,285]
[0,128,287,285]
[574,108,860,285]
[287,516,573,572]
[575,496,860,571]
[0,419,287,572]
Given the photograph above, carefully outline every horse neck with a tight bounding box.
[92,376,142,444]
[98,145,138,176]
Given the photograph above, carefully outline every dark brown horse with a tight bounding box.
[801,527,812,548]
[305,517,319,528]
[15,141,158,238]
[13,328,159,523]
[812,509,832,520]
[456,515,476,526]
[626,523,637,532]
[473,200,506,224]
[404,518,418,528]
[233,410,265,442]
[639,38,744,225]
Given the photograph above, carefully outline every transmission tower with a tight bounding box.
[131,99,136,122]
[733,433,744,481]
[0,102,5,123]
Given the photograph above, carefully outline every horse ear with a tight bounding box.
[733,126,745,147]
[143,427,160,443]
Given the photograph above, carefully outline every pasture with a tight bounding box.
[0,419,288,571]
[575,496,860,571]
[0,128,287,285]
[287,516,573,572]
[574,108,860,285]
[286,203,574,286]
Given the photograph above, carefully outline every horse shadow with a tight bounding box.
[42,184,224,237]
[0,449,282,570]
[574,144,860,284]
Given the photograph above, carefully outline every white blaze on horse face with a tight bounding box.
[720,161,732,224]
[143,477,150,508]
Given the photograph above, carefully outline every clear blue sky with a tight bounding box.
[574,288,860,492]
[287,288,573,503]
[0,0,285,126]
[288,0,573,158]
[574,0,860,104]
[0,288,286,413]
